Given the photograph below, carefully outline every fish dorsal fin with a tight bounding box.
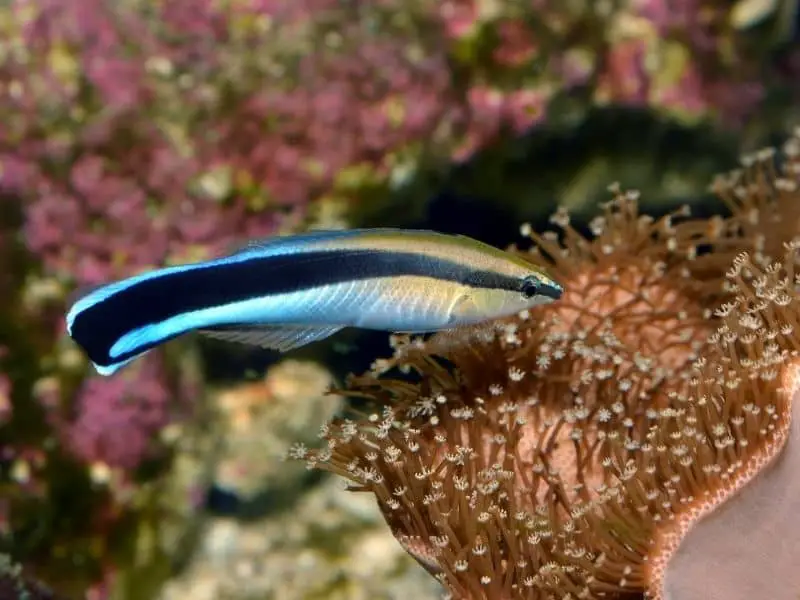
[198,323,344,353]
[226,229,359,257]
[225,227,445,257]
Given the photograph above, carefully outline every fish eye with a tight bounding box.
[521,277,540,299]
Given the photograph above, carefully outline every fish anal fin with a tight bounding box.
[199,324,344,353]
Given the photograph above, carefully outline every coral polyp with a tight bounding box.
[297,130,800,599]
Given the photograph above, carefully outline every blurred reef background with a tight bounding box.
[0,0,798,598]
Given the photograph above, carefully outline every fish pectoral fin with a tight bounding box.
[199,324,344,353]
[448,293,481,324]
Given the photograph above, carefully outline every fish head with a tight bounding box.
[452,255,564,324]
[479,269,562,316]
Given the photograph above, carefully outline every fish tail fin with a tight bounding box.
[92,355,139,376]
[65,263,219,375]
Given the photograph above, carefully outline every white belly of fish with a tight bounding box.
[222,276,460,331]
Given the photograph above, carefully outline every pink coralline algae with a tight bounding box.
[0,0,779,287]
[621,0,766,123]
[3,0,286,285]
[0,0,458,286]
[440,0,771,160]
[60,354,177,471]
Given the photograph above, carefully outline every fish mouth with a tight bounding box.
[538,282,564,301]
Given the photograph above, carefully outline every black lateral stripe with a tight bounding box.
[69,248,525,367]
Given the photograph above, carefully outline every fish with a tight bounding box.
[65,228,564,376]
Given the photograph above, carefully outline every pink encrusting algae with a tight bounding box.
[0,0,778,286]
[60,354,176,471]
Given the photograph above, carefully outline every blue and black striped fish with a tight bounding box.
[66,228,564,376]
